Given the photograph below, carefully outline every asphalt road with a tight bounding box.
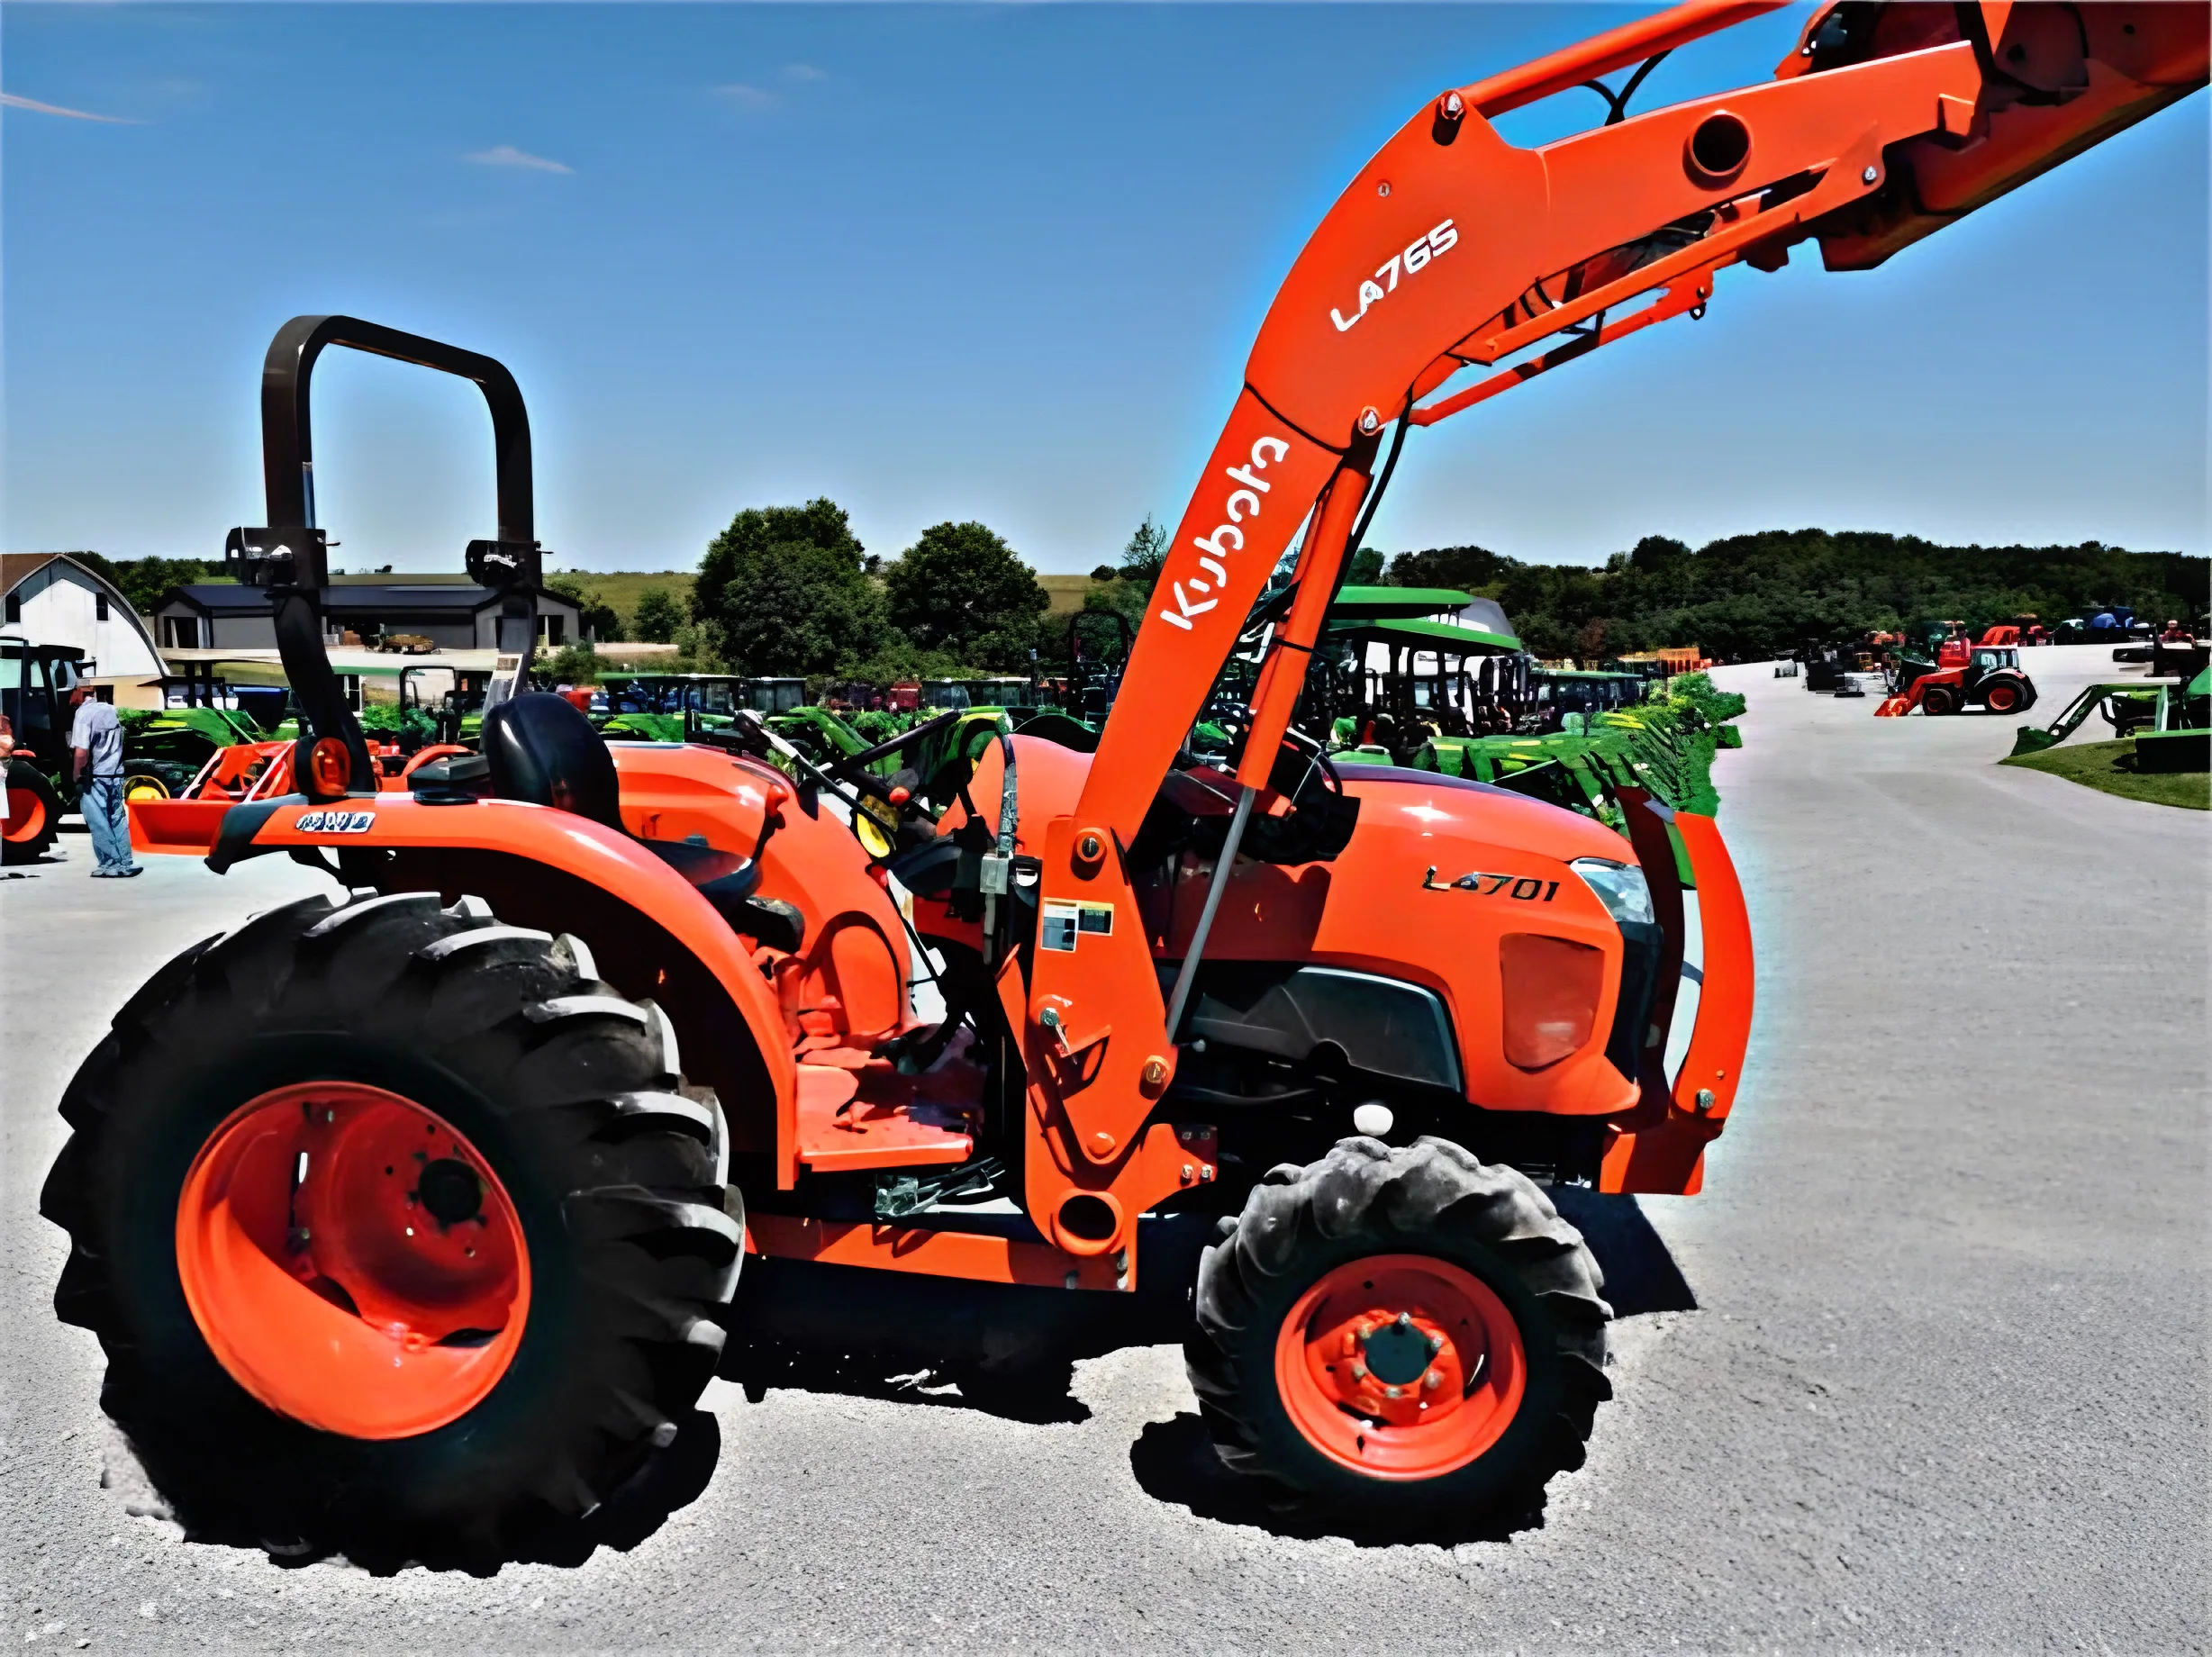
[4,646,2204,1652]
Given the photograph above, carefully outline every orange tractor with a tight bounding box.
[44,0,2204,1565]
[1874,626,2041,716]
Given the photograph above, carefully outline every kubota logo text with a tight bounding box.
[1160,435,1292,631]
[1330,219,1459,332]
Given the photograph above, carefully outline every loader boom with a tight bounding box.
[1034,1,2206,1157]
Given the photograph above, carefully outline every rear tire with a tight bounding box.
[1981,679,2023,715]
[41,891,742,1570]
[3,760,62,864]
[1186,1137,1609,1527]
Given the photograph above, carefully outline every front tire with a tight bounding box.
[1919,684,1960,716]
[41,891,742,1570]
[1186,1137,1609,1526]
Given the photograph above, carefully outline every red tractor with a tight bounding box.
[45,0,2204,1568]
[1876,629,2041,717]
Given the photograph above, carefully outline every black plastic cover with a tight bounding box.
[1165,961,1462,1092]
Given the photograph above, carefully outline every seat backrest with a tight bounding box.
[481,692,623,832]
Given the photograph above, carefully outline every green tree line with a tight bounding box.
[1385,530,2207,663]
[76,517,2207,677]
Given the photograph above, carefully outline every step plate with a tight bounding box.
[793,1060,975,1173]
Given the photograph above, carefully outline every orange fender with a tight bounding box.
[609,743,914,1047]
[237,792,802,1187]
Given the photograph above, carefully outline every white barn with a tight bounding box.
[1,554,167,704]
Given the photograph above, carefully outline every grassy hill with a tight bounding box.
[549,570,695,624]
[1038,574,1101,615]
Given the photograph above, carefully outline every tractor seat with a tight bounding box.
[476,691,806,952]
[481,693,624,833]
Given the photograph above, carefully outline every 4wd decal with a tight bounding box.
[1159,435,1292,632]
[295,809,376,835]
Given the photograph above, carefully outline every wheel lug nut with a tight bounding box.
[1423,1369,1443,1390]
[1384,1384,1402,1399]
[1427,1334,1444,1354]
[1350,1362,1368,1381]
[1396,1311,1413,1330]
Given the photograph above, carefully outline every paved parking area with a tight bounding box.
[3,648,2203,1651]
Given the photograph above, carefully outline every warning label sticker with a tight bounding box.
[1041,900,1114,953]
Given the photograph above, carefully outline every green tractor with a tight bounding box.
[2009,674,2201,761]
[2,641,289,863]
[1287,587,1745,843]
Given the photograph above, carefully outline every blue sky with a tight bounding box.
[5,5,2205,577]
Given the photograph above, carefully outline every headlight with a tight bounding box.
[1571,857,1654,927]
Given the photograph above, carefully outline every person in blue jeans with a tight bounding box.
[68,681,139,879]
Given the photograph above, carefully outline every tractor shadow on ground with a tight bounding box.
[1126,1413,1547,1546]
[1125,1191,1696,1545]
[104,1407,724,1576]
[520,1408,724,1568]
[718,1212,1230,1426]
[1547,1186,1699,1318]
[723,1194,1695,1545]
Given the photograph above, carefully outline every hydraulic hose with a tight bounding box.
[1163,783,1257,1041]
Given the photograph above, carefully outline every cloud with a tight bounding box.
[1,91,140,123]
[780,64,828,83]
[464,144,573,175]
[714,83,778,109]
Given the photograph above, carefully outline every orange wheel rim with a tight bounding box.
[1274,1254,1526,1480]
[4,792,47,842]
[176,1082,530,1439]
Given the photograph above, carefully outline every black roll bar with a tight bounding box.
[257,313,540,589]
[222,315,546,793]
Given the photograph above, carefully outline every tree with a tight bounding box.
[544,575,623,643]
[694,498,885,675]
[1089,564,1118,583]
[1377,528,2206,665]
[631,586,684,644]
[73,553,214,617]
[1628,534,1688,571]
[1383,543,1513,592]
[883,521,1048,669]
[539,638,599,684]
[1348,547,1385,584]
[1117,516,1172,593]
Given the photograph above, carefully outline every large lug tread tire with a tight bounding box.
[40,890,740,1571]
[2,760,63,865]
[1186,1136,1611,1526]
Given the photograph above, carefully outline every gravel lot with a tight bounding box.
[4,645,2203,1652]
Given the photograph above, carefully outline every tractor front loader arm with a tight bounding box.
[1027,1,2205,1246]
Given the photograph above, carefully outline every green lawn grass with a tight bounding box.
[2001,738,2209,810]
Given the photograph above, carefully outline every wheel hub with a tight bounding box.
[1274,1254,1527,1480]
[176,1082,530,1439]
[1357,1311,1435,1387]
[417,1157,485,1228]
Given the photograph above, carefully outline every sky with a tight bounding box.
[4,4,2206,578]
